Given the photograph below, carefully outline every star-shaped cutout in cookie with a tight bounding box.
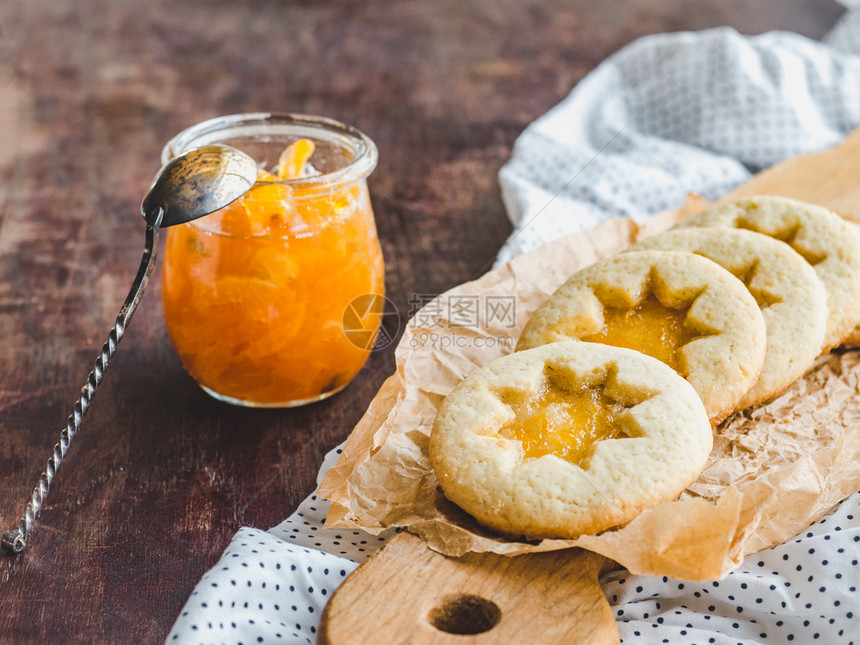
[581,277,720,376]
[493,363,655,469]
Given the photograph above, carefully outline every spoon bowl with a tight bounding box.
[141,144,258,227]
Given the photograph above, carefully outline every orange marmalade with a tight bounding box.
[160,115,384,407]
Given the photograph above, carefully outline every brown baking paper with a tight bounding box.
[319,201,860,582]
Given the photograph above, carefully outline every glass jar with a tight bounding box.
[160,113,385,407]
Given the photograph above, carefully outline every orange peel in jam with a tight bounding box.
[278,138,316,179]
[161,138,384,406]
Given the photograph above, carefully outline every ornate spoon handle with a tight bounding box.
[2,210,163,555]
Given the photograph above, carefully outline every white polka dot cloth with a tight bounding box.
[168,7,860,644]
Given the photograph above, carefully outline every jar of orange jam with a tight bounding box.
[160,113,385,407]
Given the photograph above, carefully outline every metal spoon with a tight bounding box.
[1,144,258,554]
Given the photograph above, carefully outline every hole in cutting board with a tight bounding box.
[428,594,501,635]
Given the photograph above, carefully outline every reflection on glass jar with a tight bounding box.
[160,113,385,407]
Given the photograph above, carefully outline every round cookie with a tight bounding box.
[675,195,860,350]
[629,228,828,410]
[517,250,767,425]
[429,342,713,539]
[838,221,860,347]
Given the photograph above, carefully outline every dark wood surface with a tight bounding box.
[0,1,845,642]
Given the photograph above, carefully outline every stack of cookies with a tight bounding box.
[429,195,860,541]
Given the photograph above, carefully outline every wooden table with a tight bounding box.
[0,1,845,641]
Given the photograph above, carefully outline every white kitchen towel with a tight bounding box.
[495,12,860,264]
[167,7,860,644]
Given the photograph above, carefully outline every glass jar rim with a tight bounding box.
[161,112,378,188]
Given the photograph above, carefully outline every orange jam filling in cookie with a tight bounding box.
[496,385,627,467]
[580,296,697,372]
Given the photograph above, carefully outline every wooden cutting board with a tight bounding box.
[317,128,860,645]
[318,532,617,644]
